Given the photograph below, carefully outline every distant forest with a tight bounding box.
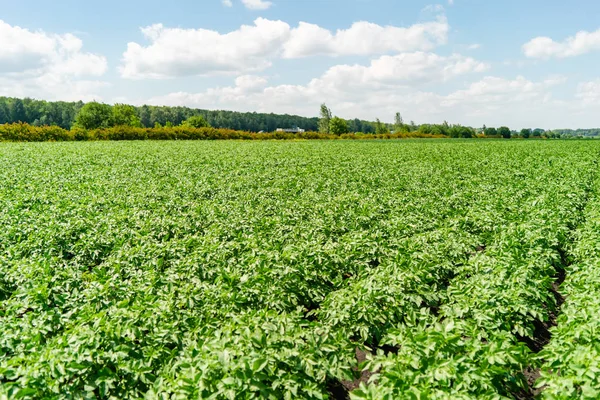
[0,96,598,137]
[0,97,377,133]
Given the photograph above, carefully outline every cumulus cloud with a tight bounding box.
[241,0,273,10]
[234,74,268,91]
[0,20,108,100]
[576,80,600,105]
[120,18,290,79]
[310,52,488,93]
[145,52,489,121]
[441,76,560,109]
[523,28,600,58]
[222,0,233,7]
[283,17,448,58]
[120,17,450,78]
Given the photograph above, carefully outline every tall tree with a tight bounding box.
[394,112,405,132]
[498,126,511,139]
[0,102,8,124]
[409,120,417,132]
[150,107,169,127]
[520,128,531,138]
[138,105,152,127]
[329,117,349,135]
[318,103,332,134]
[74,102,114,129]
[182,115,210,128]
[375,118,390,134]
[113,104,142,127]
[484,126,497,136]
[9,98,26,122]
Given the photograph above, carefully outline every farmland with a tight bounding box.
[1,140,600,399]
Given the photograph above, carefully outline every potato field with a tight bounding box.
[1,140,600,399]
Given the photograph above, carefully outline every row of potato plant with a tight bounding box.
[537,174,600,399]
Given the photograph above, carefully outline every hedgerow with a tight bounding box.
[0,123,445,142]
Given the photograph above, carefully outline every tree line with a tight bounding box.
[317,104,584,138]
[318,104,501,138]
[0,96,594,138]
[0,97,377,133]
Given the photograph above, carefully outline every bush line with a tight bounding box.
[0,123,446,142]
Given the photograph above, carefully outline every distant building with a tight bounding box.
[276,126,305,133]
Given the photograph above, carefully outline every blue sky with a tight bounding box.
[2,0,600,129]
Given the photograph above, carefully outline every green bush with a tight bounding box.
[0,123,450,142]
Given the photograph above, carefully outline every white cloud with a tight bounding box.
[283,17,448,58]
[120,18,291,79]
[0,20,108,101]
[0,75,108,102]
[310,52,488,93]
[148,74,270,107]
[422,4,445,13]
[120,17,449,78]
[222,0,233,7]
[448,0,454,4]
[523,28,600,59]
[145,52,489,122]
[241,0,273,10]
[234,74,268,91]
[441,76,560,108]
[577,80,600,105]
[467,43,481,50]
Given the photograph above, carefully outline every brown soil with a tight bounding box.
[513,268,567,399]
[327,348,377,400]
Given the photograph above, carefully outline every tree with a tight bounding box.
[520,128,531,138]
[150,107,169,127]
[138,105,151,127]
[113,104,142,127]
[318,103,332,134]
[182,115,210,128]
[498,126,511,139]
[9,98,26,123]
[74,102,113,129]
[375,118,390,134]
[349,118,361,133]
[419,124,433,135]
[61,102,82,129]
[449,124,475,138]
[394,112,405,132]
[329,117,349,135]
[440,121,450,136]
[0,103,8,124]
[484,126,497,136]
[409,120,417,132]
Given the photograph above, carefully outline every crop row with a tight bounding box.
[537,174,600,399]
